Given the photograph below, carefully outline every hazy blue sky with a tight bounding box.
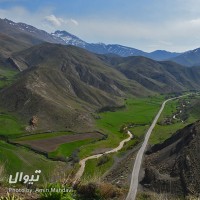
[1,0,200,52]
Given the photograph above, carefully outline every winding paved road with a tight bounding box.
[73,131,132,184]
[126,94,189,200]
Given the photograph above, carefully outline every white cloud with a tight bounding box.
[1,5,200,52]
[44,14,78,27]
[70,19,78,26]
[0,6,79,33]
[45,15,63,26]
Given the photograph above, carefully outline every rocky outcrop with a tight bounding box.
[141,120,200,197]
[30,115,38,127]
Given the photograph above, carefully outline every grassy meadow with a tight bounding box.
[0,112,25,137]
[82,155,114,183]
[77,96,163,159]
[150,93,200,144]
[48,138,95,159]
[80,95,165,180]
[0,67,18,89]
[0,141,66,184]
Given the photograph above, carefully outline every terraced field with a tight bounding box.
[12,131,104,161]
[14,132,103,152]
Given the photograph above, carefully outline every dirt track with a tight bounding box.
[73,131,132,184]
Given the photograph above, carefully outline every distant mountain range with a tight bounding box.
[0,18,180,61]
[172,48,200,67]
[51,30,181,61]
[2,18,200,66]
[51,31,200,66]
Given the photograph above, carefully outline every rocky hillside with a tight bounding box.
[141,120,200,197]
[2,42,200,132]
[0,18,65,46]
[98,55,200,93]
[0,18,66,69]
[0,43,148,132]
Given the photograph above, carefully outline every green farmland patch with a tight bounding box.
[14,131,73,142]
[0,141,65,184]
[150,94,200,144]
[78,96,164,170]
[0,113,24,137]
[49,139,95,160]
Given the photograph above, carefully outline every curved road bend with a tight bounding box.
[126,94,189,200]
[73,131,132,184]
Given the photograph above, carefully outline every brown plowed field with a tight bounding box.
[17,132,102,152]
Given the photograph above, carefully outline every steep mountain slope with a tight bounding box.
[142,120,200,196]
[52,30,180,60]
[0,18,66,69]
[0,43,148,132]
[171,48,200,67]
[98,55,200,93]
[52,30,87,48]
[0,33,31,57]
[0,18,65,47]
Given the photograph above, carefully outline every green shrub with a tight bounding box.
[69,149,80,164]
[40,183,77,200]
[0,193,23,200]
[77,183,102,200]
[97,155,110,166]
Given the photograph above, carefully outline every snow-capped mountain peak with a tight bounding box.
[51,30,87,47]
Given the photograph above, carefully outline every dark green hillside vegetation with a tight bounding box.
[188,96,200,118]
[0,67,18,89]
[0,112,24,136]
